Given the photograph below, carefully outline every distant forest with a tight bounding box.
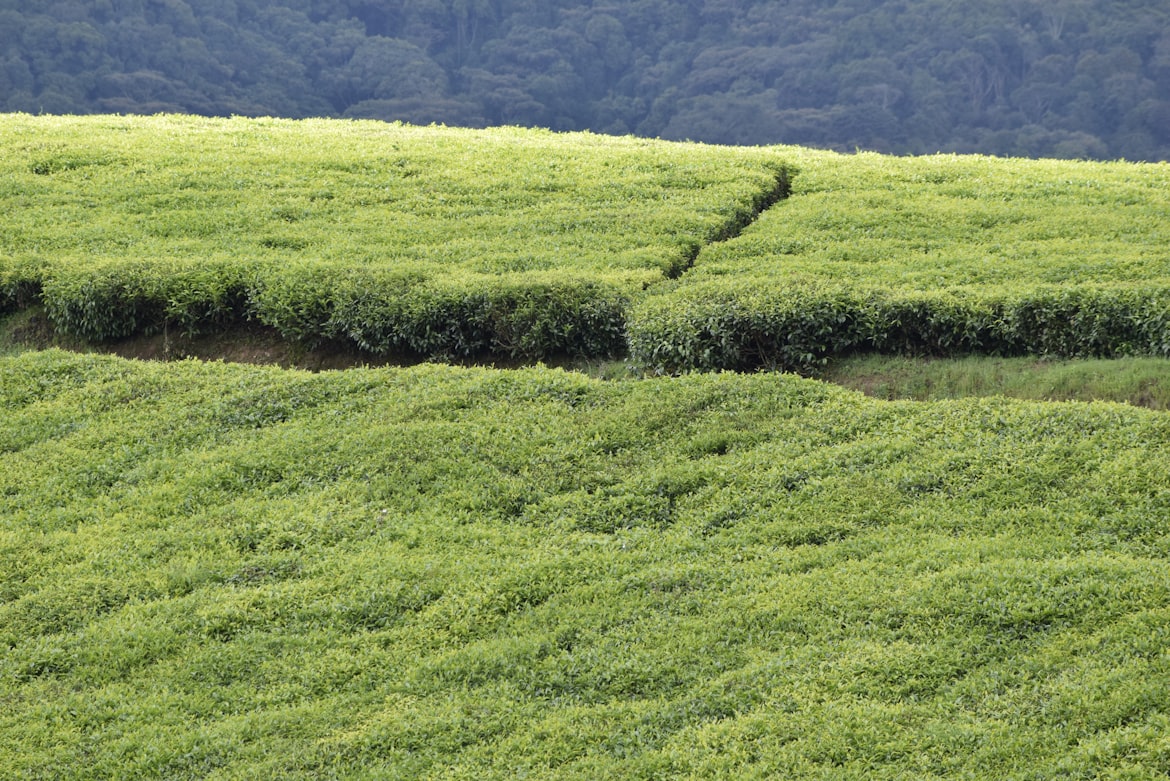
[3,0,1169,161]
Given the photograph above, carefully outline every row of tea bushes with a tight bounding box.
[630,148,1170,371]
[629,282,1170,373]
[5,115,1169,368]
[250,264,636,359]
[33,262,639,360]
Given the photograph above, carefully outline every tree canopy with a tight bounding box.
[2,0,1168,160]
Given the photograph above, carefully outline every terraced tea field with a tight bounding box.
[4,114,1169,369]
[2,116,1169,779]
[0,114,786,358]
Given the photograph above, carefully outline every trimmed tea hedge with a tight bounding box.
[4,115,1169,368]
[249,265,632,359]
[629,148,1170,372]
[629,282,1170,373]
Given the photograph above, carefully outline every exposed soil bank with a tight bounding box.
[5,308,1167,409]
[0,308,631,375]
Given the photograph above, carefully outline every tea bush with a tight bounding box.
[630,282,1170,373]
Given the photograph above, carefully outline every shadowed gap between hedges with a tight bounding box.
[664,167,794,280]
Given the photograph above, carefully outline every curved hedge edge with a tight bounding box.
[627,283,1170,374]
[999,286,1170,358]
[0,280,43,318]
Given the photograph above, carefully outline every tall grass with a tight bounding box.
[822,354,1170,409]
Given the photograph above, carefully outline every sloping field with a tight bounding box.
[0,114,787,359]
[3,350,1170,779]
[631,149,1170,371]
[3,118,1169,778]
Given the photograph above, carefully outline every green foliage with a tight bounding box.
[0,254,42,317]
[39,258,250,340]
[630,149,1170,373]
[3,351,1170,778]
[3,107,1169,781]
[628,283,868,373]
[251,266,631,360]
[2,1,1169,161]
[822,354,1170,409]
[5,116,1170,369]
[630,283,1170,374]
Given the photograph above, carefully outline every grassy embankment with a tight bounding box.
[822,354,1170,409]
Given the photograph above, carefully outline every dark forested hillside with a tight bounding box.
[3,0,1168,161]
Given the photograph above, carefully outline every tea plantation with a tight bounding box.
[4,114,1169,368]
[2,115,1169,779]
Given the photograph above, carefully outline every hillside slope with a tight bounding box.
[3,351,1170,778]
